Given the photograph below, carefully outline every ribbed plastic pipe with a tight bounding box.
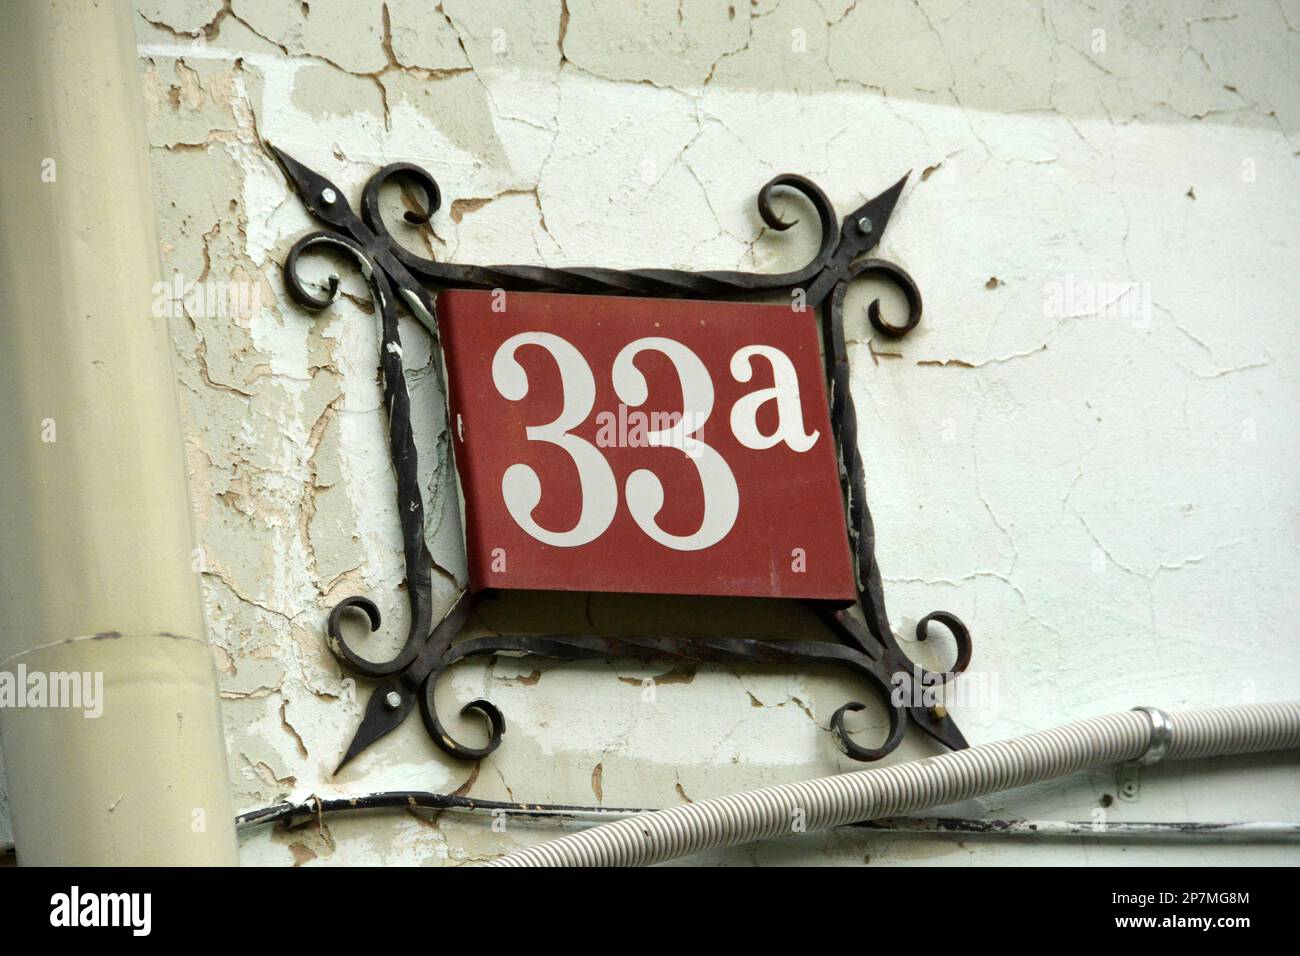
[485,702,1300,867]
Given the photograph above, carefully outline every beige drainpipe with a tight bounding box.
[0,1,237,864]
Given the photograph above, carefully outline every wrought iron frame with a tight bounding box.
[269,144,973,772]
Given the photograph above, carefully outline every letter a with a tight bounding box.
[729,345,818,452]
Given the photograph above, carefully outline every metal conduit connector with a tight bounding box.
[1131,705,1174,766]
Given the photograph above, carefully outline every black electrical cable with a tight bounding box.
[234,791,1300,843]
[236,791,645,829]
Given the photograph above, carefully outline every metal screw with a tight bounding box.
[385,691,401,709]
[1117,765,1141,802]
[857,216,872,235]
[321,187,337,204]
[929,704,948,719]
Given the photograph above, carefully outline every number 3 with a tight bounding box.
[612,337,738,551]
[491,332,618,547]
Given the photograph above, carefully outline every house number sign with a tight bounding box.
[268,144,974,771]
[440,290,857,601]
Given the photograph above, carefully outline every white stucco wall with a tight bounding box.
[107,0,1300,865]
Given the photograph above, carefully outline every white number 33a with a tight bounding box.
[490,333,817,552]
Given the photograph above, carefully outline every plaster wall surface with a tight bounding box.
[58,0,1298,865]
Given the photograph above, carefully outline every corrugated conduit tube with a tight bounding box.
[485,702,1300,867]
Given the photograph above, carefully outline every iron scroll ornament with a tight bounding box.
[269,144,973,772]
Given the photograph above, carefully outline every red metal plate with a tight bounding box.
[438,289,857,601]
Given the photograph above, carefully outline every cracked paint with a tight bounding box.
[90,0,1300,867]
